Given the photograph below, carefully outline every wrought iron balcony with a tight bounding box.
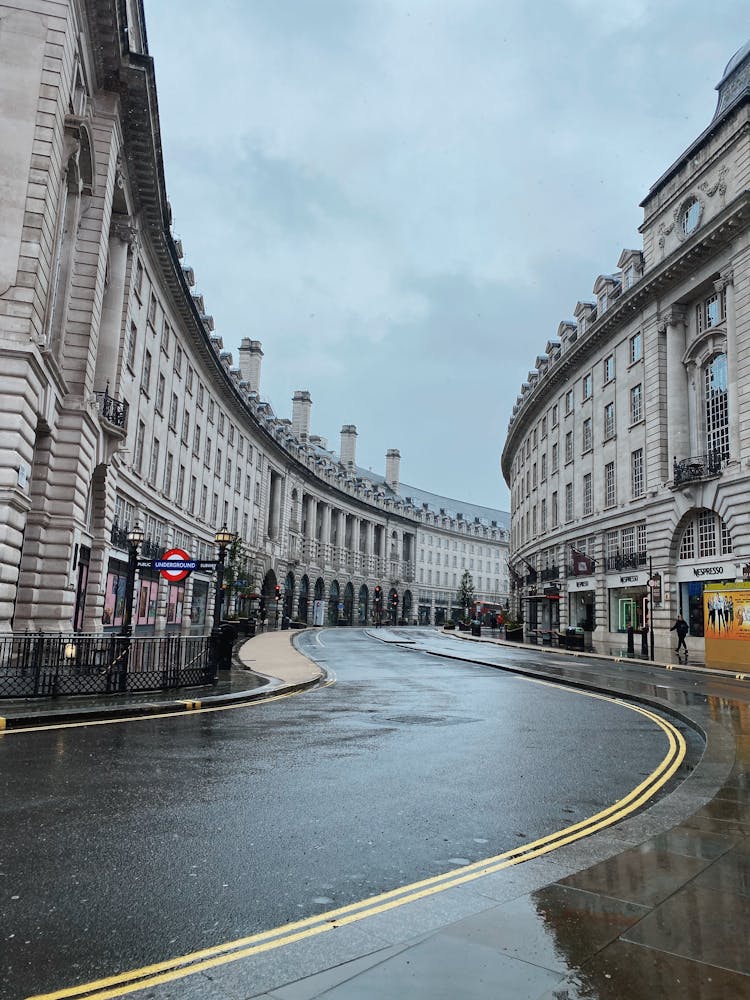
[605,550,647,572]
[95,386,129,431]
[673,450,726,487]
[110,521,130,549]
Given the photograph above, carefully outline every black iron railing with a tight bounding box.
[95,387,129,430]
[0,633,212,699]
[110,521,130,549]
[673,449,725,487]
[605,550,648,572]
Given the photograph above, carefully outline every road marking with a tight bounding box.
[25,686,686,1000]
[0,688,316,737]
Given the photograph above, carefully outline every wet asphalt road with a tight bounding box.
[0,629,700,999]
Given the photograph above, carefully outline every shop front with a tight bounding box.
[676,561,739,637]
[524,589,560,632]
[190,578,210,630]
[703,582,750,668]
[103,558,129,629]
[567,577,595,631]
[607,570,649,633]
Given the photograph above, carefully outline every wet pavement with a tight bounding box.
[4,627,750,999]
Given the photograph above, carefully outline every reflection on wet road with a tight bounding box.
[1,628,700,998]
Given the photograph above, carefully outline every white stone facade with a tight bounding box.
[0,0,508,634]
[501,42,750,655]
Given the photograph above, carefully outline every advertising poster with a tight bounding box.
[704,583,750,668]
[703,584,750,641]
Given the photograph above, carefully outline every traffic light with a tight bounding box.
[274,584,281,602]
[391,591,398,607]
[374,585,382,605]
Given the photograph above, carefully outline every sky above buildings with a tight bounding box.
[145,1,748,510]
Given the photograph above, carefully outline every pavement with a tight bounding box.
[4,627,750,999]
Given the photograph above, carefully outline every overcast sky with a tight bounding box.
[145,1,748,510]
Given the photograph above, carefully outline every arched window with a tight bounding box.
[704,353,729,461]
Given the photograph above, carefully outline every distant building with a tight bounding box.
[0,0,508,633]
[501,41,750,657]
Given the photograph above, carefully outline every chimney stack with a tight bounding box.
[292,390,312,441]
[238,339,263,393]
[385,448,401,491]
[340,425,357,469]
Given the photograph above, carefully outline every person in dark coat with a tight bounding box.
[670,613,689,654]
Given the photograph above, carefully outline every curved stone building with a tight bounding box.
[501,42,750,661]
[0,0,508,634]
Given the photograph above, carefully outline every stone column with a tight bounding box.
[664,306,689,473]
[352,518,361,572]
[94,224,134,394]
[717,270,739,463]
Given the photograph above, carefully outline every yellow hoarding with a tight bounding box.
[704,583,750,668]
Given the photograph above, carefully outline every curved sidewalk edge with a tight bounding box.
[0,628,325,731]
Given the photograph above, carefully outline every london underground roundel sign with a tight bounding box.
[156,548,194,583]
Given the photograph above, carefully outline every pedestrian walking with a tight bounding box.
[670,612,689,655]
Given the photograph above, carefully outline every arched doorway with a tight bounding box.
[313,577,325,625]
[328,580,340,626]
[261,569,277,626]
[298,575,309,623]
[358,584,369,624]
[343,582,354,625]
[402,590,413,624]
[284,572,295,621]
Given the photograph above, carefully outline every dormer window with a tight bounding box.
[598,292,608,314]
[624,265,635,289]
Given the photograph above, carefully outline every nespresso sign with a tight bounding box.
[693,564,730,578]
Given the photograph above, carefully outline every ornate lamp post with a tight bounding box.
[211,525,235,675]
[120,524,144,638]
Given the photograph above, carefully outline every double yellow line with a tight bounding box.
[26,689,685,1000]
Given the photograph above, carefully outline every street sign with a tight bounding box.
[157,548,193,582]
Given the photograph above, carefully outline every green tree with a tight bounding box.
[222,535,247,616]
[457,570,475,621]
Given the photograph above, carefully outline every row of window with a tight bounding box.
[513,391,644,508]
[514,449,646,547]
[418,569,504,591]
[514,332,644,477]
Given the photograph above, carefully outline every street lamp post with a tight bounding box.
[118,524,144,693]
[211,525,235,677]
[120,524,144,638]
[649,556,655,662]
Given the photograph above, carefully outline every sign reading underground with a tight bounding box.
[154,548,197,582]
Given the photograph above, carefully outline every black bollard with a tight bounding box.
[627,626,635,657]
[641,627,648,657]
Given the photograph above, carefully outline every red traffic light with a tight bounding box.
[274,585,281,601]
[391,592,398,605]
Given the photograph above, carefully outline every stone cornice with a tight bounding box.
[501,190,750,482]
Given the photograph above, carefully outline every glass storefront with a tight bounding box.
[191,579,209,629]
[103,560,129,628]
[568,587,595,630]
[608,586,648,632]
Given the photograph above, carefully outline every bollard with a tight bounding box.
[641,627,648,656]
[627,626,635,657]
